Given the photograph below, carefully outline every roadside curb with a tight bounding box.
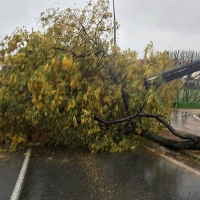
[10,147,32,200]
[182,150,200,160]
[145,146,200,176]
[172,117,200,160]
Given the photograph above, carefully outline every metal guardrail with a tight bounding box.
[146,59,200,88]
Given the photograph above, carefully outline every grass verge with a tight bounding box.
[173,102,200,109]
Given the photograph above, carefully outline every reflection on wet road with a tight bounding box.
[20,146,200,200]
[171,109,200,135]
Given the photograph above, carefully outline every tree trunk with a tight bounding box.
[140,131,200,150]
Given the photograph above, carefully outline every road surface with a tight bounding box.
[0,149,26,200]
[1,109,200,200]
[171,109,200,135]
[19,146,200,200]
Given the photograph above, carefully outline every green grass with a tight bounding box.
[173,88,200,109]
[178,88,200,103]
[173,102,200,109]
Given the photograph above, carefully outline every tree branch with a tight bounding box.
[52,46,104,58]
[140,130,200,150]
[94,113,200,141]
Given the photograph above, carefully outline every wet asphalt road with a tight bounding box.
[0,149,26,200]
[1,109,200,200]
[171,109,200,135]
[19,146,200,200]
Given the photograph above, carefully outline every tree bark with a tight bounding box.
[140,131,200,150]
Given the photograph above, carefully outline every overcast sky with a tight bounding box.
[1,0,200,57]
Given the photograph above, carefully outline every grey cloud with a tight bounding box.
[1,0,200,56]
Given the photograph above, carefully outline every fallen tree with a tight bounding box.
[1,0,198,152]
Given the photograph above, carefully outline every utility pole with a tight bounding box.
[112,0,116,45]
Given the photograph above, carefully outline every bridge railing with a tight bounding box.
[145,59,200,89]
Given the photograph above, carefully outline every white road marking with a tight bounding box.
[10,147,32,200]
[194,114,200,121]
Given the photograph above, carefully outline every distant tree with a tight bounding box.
[169,49,200,67]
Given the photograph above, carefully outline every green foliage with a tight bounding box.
[173,102,200,109]
[178,88,200,103]
[0,0,179,152]
[174,88,200,109]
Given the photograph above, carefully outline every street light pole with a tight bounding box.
[112,0,116,45]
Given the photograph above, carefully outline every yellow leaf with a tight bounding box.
[73,116,78,127]
[32,98,37,104]
[70,76,78,88]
